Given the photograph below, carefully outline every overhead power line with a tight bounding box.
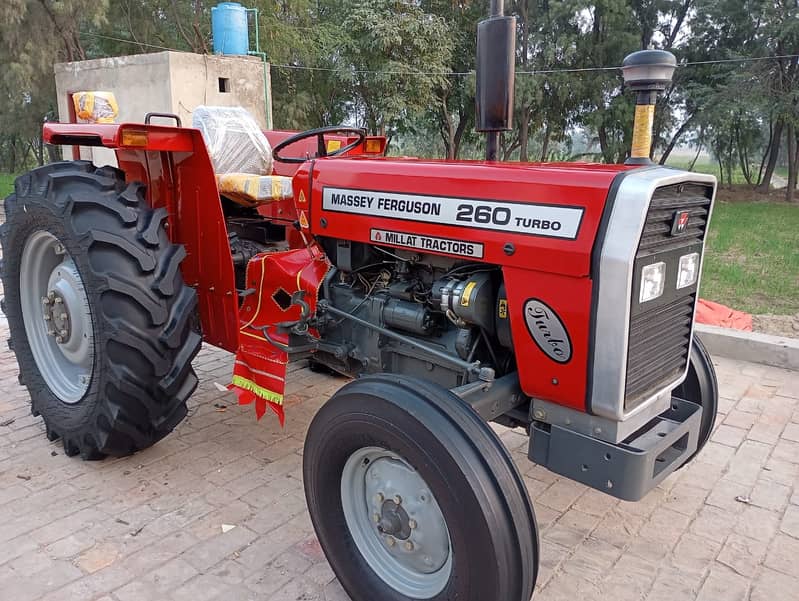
[81,31,177,53]
[79,31,798,77]
[272,53,799,76]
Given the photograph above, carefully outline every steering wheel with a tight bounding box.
[273,126,367,164]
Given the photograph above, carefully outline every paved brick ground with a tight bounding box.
[0,320,798,601]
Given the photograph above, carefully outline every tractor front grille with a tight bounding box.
[624,182,713,411]
[638,183,711,254]
[625,293,695,407]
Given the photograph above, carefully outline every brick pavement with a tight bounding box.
[0,320,798,601]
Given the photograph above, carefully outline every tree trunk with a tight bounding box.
[735,121,752,185]
[756,115,774,186]
[437,93,455,160]
[452,109,469,160]
[47,143,61,163]
[666,0,692,48]
[658,114,694,165]
[444,118,455,161]
[758,117,784,193]
[598,124,611,164]
[519,109,529,162]
[9,137,17,173]
[787,123,797,203]
[688,144,703,171]
[726,151,733,185]
[540,123,551,162]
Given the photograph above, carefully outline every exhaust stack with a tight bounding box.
[475,0,516,161]
[622,50,677,164]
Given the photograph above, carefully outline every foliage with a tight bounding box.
[336,0,454,135]
[0,0,798,198]
[0,0,108,172]
[702,200,799,314]
[0,174,15,199]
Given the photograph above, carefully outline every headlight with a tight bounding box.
[677,252,700,289]
[640,262,666,303]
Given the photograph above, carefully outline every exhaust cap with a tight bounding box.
[623,50,676,164]
[622,50,677,92]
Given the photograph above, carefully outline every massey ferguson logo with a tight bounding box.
[671,210,690,236]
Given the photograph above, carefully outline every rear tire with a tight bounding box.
[303,374,538,601]
[0,161,201,459]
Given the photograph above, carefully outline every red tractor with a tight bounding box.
[0,10,717,601]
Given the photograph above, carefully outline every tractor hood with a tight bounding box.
[300,157,639,277]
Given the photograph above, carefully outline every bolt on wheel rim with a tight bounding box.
[20,231,94,403]
[341,446,452,599]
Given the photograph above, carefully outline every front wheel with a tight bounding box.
[303,375,538,601]
[675,335,719,464]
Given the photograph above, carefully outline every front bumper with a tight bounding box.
[528,396,701,501]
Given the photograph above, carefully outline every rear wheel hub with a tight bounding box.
[20,231,94,403]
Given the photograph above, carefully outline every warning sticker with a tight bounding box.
[324,187,584,239]
[370,229,484,258]
[498,299,508,319]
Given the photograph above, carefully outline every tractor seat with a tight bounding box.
[215,173,293,207]
[192,105,293,206]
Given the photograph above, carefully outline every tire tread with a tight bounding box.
[0,162,200,459]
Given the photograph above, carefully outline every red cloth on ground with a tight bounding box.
[695,298,752,331]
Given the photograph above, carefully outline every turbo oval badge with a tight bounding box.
[523,299,572,363]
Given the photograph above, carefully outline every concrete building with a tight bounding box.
[54,50,272,164]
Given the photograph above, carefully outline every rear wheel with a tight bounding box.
[0,161,201,459]
[303,374,538,601]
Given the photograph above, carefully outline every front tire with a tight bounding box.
[303,375,538,601]
[0,161,201,459]
[675,335,719,464]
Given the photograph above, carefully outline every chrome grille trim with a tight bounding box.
[589,168,716,428]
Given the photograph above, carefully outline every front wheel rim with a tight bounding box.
[20,230,94,403]
[340,446,452,599]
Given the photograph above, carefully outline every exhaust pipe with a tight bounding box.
[475,0,516,161]
[622,50,677,165]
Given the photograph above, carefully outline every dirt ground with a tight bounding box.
[715,185,791,203]
[753,313,799,338]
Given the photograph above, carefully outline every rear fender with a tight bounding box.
[43,122,240,351]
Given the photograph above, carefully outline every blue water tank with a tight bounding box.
[212,2,249,55]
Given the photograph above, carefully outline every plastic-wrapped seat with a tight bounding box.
[192,106,293,206]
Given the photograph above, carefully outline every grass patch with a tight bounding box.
[664,157,754,185]
[0,174,15,198]
[701,201,799,314]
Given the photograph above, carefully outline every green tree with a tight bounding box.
[87,0,211,55]
[681,0,798,197]
[336,0,454,136]
[421,0,483,159]
[255,0,350,130]
[0,0,108,171]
